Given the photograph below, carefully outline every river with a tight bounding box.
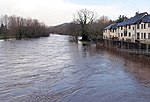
[0,35,150,102]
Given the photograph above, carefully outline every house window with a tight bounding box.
[148,33,150,39]
[137,24,140,29]
[121,26,123,30]
[133,27,134,30]
[118,33,120,37]
[148,23,150,27]
[129,32,131,37]
[141,33,143,39]
[137,33,140,39]
[144,24,146,29]
[128,25,131,29]
[121,33,123,37]
[144,33,146,39]
[141,24,143,29]
[124,32,127,36]
[113,29,115,33]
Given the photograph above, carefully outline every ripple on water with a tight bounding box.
[0,35,150,102]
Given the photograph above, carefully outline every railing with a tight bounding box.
[128,49,150,55]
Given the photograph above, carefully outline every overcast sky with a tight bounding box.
[0,0,149,26]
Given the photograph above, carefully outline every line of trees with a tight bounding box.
[73,9,114,41]
[0,15,49,40]
[49,9,113,42]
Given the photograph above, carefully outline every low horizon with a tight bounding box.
[0,0,150,26]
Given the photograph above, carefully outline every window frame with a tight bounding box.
[148,33,150,39]
[141,24,143,29]
[148,23,150,27]
[129,32,131,37]
[141,33,143,39]
[128,25,131,29]
[144,33,146,39]
[137,32,140,39]
[144,24,146,29]
[137,24,140,29]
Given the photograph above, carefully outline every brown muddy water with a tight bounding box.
[0,35,150,102]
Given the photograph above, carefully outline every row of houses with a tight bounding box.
[103,12,150,44]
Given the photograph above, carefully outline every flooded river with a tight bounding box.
[0,35,150,102]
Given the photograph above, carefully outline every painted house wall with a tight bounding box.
[104,23,150,43]
[109,29,117,38]
[103,29,110,39]
[118,26,126,40]
[136,22,150,43]
[103,29,118,39]
[124,25,136,42]
[103,12,150,44]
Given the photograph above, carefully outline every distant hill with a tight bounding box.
[49,23,72,35]
[49,20,112,38]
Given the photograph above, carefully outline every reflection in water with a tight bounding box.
[123,57,150,87]
[0,35,150,102]
[102,48,150,87]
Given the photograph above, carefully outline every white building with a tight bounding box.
[103,12,150,44]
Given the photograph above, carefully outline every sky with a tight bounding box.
[0,0,149,26]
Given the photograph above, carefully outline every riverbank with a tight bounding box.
[97,39,150,59]
[0,34,50,40]
[97,43,150,64]
[0,35,16,40]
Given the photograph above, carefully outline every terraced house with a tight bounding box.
[103,12,150,44]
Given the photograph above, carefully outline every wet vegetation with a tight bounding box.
[0,15,49,40]
[49,9,113,42]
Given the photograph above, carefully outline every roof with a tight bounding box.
[117,20,128,27]
[141,15,150,23]
[127,12,147,24]
[104,24,113,30]
[117,12,148,27]
[104,12,149,30]
[104,23,117,30]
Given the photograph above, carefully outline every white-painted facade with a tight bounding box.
[136,23,150,43]
[103,29,110,39]
[103,12,150,44]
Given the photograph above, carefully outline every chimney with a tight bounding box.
[136,11,139,15]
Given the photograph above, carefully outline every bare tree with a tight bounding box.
[86,16,113,42]
[74,9,97,41]
[0,15,9,40]
[0,15,49,40]
[68,22,80,43]
[99,16,110,23]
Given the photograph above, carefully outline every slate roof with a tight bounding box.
[128,12,148,24]
[141,15,150,23]
[104,24,113,30]
[117,12,148,27]
[117,20,128,27]
[104,12,149,29]
[104,23,117,30]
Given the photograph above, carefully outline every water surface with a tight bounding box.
[0,35,150,102]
